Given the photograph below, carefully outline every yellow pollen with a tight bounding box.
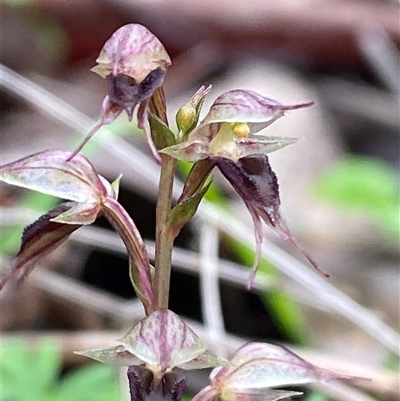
[232,122,250,138]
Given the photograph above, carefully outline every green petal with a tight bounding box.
[74,345,141,367]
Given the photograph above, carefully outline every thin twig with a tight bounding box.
[199,204,400,355]
[0,256,144,320]
[357,26,400,95]
[198,221,226,356]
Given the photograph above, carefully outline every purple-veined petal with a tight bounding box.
[0,150,106,202]
[190,90,313,142]
[120,309,208,372]
[91,24,171,83]
[74,345,142,366]
[201,90,313,127]
[0,202,81,289]
[216,342,351,390]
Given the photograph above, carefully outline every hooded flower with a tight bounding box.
[0,150,154,313]
[69,24,171,161]
[161,89,308,163]
[192,342,361,401]
[162,89,328,287]
[75,309,223,401]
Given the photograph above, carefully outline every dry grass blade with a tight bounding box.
[199,221,226,356]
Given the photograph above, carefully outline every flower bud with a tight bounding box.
[176,85,212,135]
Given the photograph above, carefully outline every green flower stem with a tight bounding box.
[154,153,177,309]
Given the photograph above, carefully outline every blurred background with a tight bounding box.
[1,0,399,400]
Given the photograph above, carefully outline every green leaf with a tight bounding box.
[314,155,400,238]
[304,392,330,401]
[167,182,211,239]
[148,112,176,150]
[314,155,398,210]
[56,364,120,401]
[1,339,61,400]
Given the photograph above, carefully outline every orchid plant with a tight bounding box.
[0,24,360,400]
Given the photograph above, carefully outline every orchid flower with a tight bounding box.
[69,24,171,161]
[163,89,328,288]
[193,342,361,401]
[75,309,223,401]
[0,150,154,313]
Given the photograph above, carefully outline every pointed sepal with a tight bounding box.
[75,309,219,374]
[75,345,142,366]
[0,202,81,289]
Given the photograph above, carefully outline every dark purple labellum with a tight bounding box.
[215,154,280,225]
[0,202,82,289]
[215,154,327,278]
[106,68,166,121]
[128,366,153,401]
[162,371,187,401]
[127,367,187,401]
[19,202,78,251]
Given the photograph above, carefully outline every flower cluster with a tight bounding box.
[0,23,361,401]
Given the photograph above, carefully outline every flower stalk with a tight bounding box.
[154,153,177,309]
